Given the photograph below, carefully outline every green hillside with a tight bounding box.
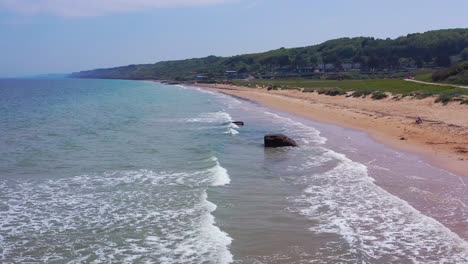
[71,28,468,80]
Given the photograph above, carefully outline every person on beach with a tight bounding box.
[416,117,423,125]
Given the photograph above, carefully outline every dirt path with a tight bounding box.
[404,78,468,89]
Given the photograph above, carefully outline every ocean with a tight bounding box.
[0,78,467,263]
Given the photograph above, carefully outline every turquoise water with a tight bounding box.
[1,78,468,263]
[0,79,234,263]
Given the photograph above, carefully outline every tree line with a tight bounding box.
[71,28,468,80]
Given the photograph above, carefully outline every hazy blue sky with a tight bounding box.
[1,0,468,77]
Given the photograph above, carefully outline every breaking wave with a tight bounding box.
[0,158,232,263]
[264,110,468,262]
[188,111,239,135]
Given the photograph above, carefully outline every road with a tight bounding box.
[404,78,468,89]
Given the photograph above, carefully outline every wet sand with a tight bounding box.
[193,83,468,177]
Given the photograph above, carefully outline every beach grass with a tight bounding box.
[234,78,468,104]
[235,79,468,96]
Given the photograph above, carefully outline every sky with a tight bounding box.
[1,0,468,77]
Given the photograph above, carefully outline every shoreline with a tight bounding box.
[192,83,468,177]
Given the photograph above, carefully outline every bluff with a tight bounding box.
[71,28,468,80]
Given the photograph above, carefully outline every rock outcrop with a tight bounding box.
[232,121,244,126]
[264,134,298,148]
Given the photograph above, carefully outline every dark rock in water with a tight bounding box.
[264,134,298,148]
[232,121,244,126]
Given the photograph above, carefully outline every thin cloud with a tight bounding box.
[0,0,238,17]
[244,0,261,9]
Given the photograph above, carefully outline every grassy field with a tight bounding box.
[414,73,434,82]
[233,78,468,104]
[236,79,467,95]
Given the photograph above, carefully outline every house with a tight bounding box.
[225,70,238,79]
[316,63,336,72]
[341,63,353,71]
[296,67,314,73]
[341,63,362,71]
[325,63,335,71]
[278,67,294,75]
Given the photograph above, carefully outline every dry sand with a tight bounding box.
[194,83,468,176]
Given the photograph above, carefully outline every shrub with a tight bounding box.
[198,79,217,84]
[351,89,373,98]
[371,91,388,100]
[411,91,436,99]
[316,89,326,94]
[267,84,280,90]
[302,88,316,93]
[286,87,302,91]
[432,61,468,82]
[435,94,453,105]
[316,87,346,96]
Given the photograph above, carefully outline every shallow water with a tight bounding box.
[212,98,468,263]
[0,78,467,263]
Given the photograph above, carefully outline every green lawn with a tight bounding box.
[237,79,468,96]
[414,73,434,82]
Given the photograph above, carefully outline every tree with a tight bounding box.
[293,54,307,67]
[367,55,381,69]
[238,67,248,74]
[415,57,424,68]
[309,56,318,65]
[435,54,451,67]
[460,47,468,61]
[72,29,468,80]
[277,55,291,67]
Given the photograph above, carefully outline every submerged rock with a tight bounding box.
[264,134,298,148]
[232,121,244,126]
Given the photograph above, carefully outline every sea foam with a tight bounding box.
[263,110,468,262]
[209,157,231,186]
[263,111,326,144]
[188,111,239,135]
[293,148,468,262]
[0,167,233,263]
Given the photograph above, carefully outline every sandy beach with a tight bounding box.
[194,83,468,176]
